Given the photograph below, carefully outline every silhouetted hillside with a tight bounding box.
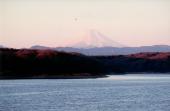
[0,48,170,79]
[95,52,170,73]
[0,48,106,79]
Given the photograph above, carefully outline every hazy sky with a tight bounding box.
[0,0,170,48]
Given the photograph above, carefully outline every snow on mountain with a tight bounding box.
[72,30,125,48]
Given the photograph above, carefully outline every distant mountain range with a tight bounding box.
[30,45,170,55]
[29,31,170,55]
[1,30,170,55]
[0,45,4,48]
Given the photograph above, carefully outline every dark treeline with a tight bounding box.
[95,53,170,73]
[0,48,170,79]
[0,48,106,78]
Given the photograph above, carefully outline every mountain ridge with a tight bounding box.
[30,45,170,55]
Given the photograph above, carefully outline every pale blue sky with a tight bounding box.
[0,0,170,48]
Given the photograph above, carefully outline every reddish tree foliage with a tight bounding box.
[0,48,170,79]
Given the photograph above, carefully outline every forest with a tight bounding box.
[0,48,170,79]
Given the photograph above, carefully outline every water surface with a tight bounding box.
[0,74,170,111]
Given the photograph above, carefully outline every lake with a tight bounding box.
[0,74,170,111]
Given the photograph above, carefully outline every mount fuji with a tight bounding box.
[30,30,170,55]
[72,30,125,48]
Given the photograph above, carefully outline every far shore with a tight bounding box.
[1,72,170,80]
[0,73,108,80]
[1,48,170,79]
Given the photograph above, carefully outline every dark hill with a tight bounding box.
[0,48,170,79]
[0,48,106,79]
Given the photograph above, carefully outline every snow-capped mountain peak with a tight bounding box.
[72,30,125,48]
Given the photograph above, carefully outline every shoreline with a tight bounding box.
[1,72,170,80]
[0,74,108,80]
